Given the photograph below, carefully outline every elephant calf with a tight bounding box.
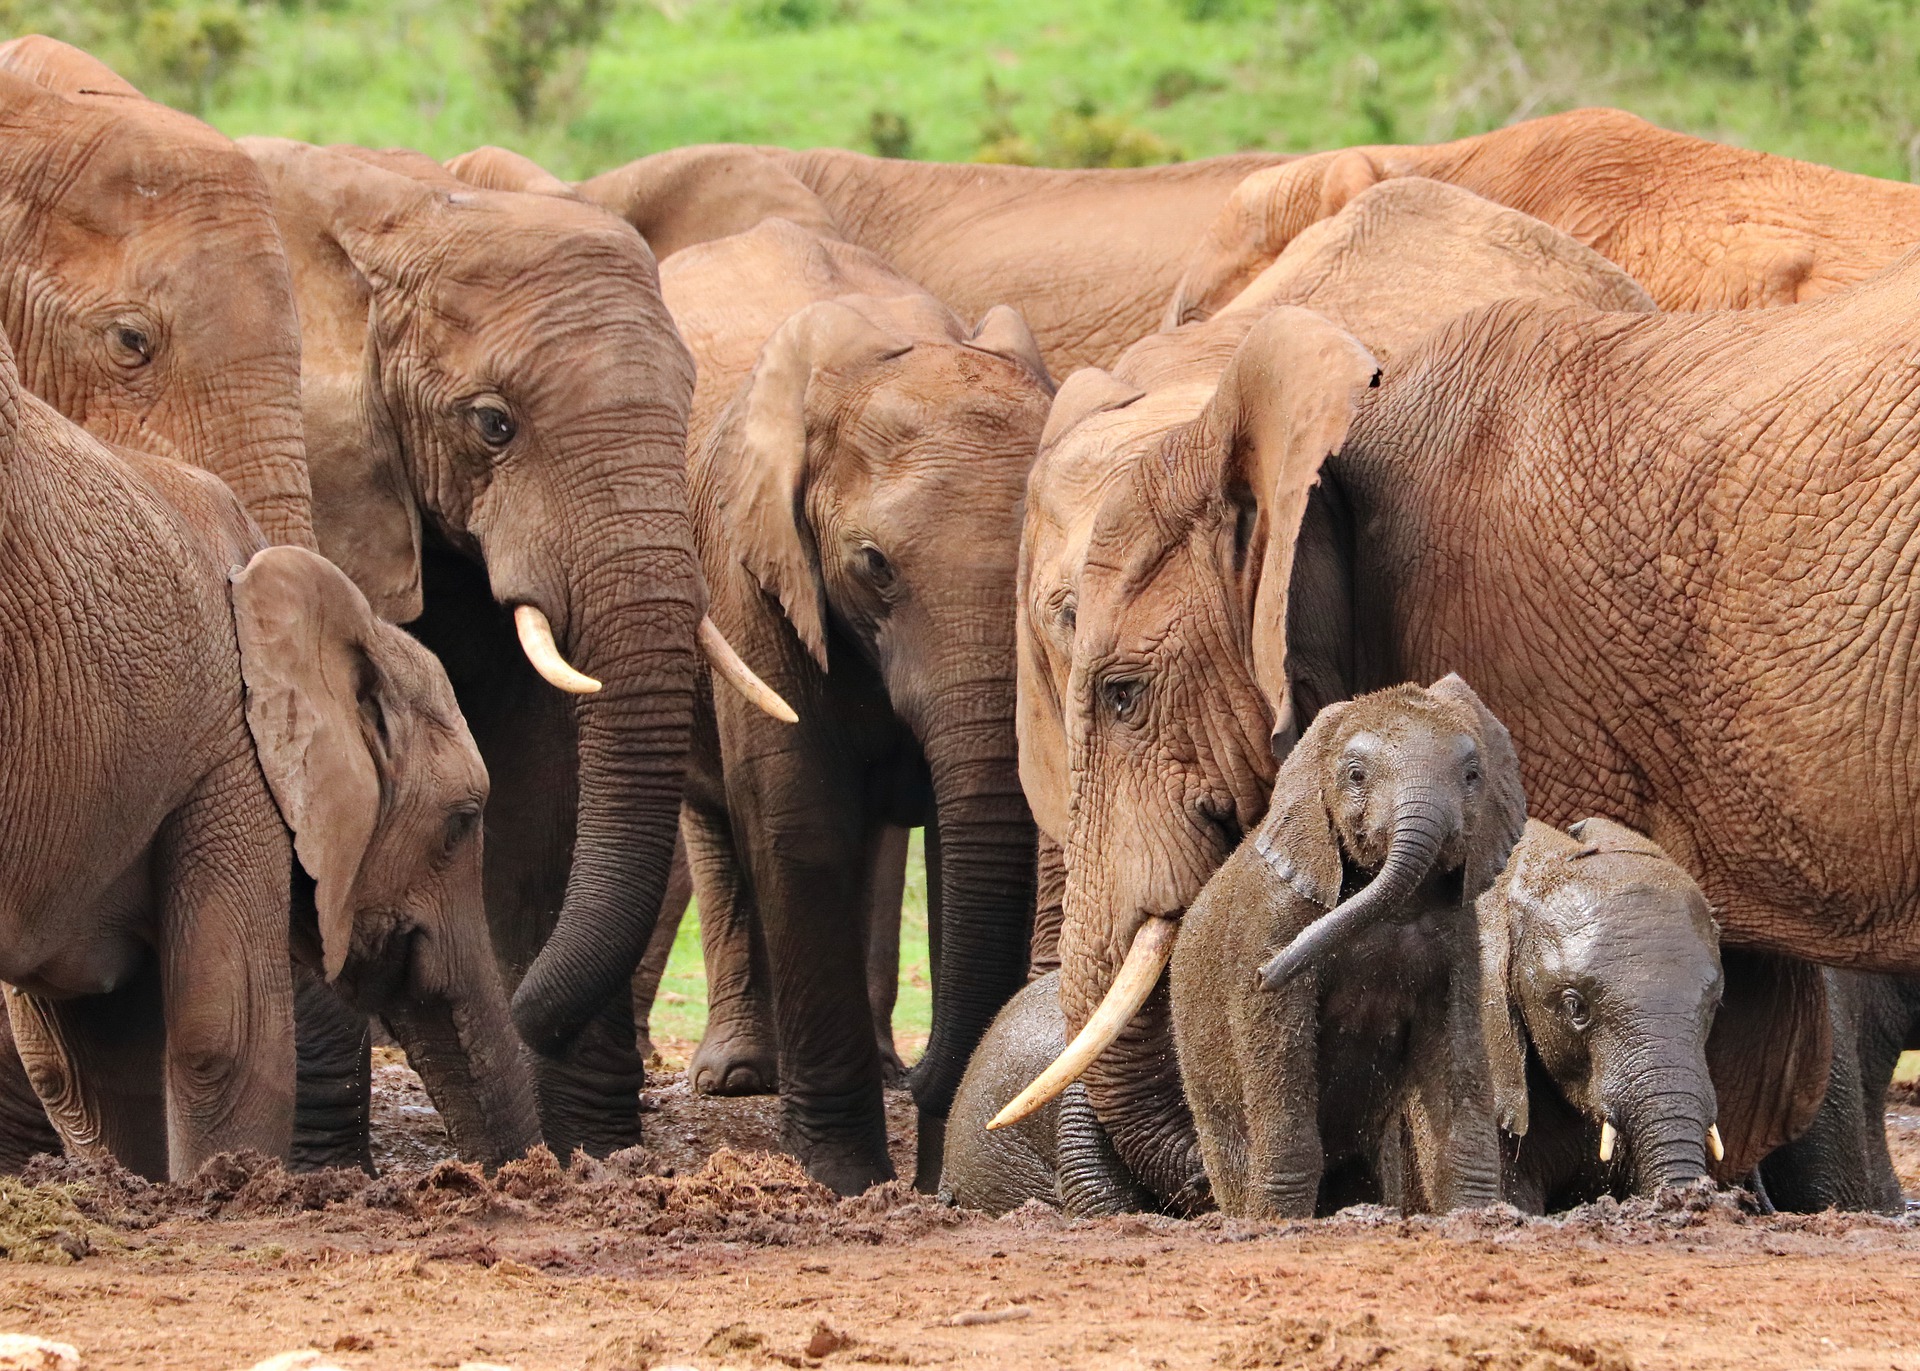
[1171,675,1524,1218]
[1478,818,1725,1212]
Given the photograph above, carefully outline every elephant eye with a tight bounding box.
[1561,987,1591,1030]
[442,804,483,854]
[470,404,516,448]
[111,324,152,367]
[1101,676,1145,721]
[1344,760,1367,787]
[858,543,895,588]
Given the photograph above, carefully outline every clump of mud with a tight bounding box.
[15,1144,961,1252]
[1219,1315,1634,1371]
[0,1175,105,1264]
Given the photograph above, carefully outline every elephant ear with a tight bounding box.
[445,145,578,198]
[577,145,841,260]
[1196,307,1380,727]
[241,137,428,622]
[1706,949,1832,1179]
[1039,368,1145,452]
[231,546,398,981]
[706,299,911,671]
[0,36,143,97]
[1250,699,1348,911]
[1477,821,1554,1138]
[1428,673,1527,901]
[967,305,1053,392]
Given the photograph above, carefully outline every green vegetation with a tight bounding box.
[6,0,1920,179]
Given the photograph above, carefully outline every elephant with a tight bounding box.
[0,326,297,1180]
[575,144,1293,374]
[1165,676,1520,1219]
[1165,107,1920,326]
[1759,971,1920,1214]
[939,971,1147,1217]
[652,215,1054,1192]
[1478,818,1725,1212]
[1012,180,1656,1209]
[1024,188,1896,1217]
[0,37,312,547]
[244,139,785,1159]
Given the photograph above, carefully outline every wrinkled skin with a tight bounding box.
[1172,678,1519,1218]
[1479,819,1724,1212]
[0,37,311,546]
[939,972,1145,1217]
[1760,971,1920,1214]
[657,218,1052,1193]
[247,140,703,1158]
[0,330,294,1180]
[577,145,1292,374]
[1021,182,1647,1210]
[1167,107,1920,325]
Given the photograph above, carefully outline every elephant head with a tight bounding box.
[240,138,772,1065]
[233,546,541,1168]
[1004,307,1380,1206]
[0,37,312,547]
[1480,817,1724,1194]
[1254,674,1526,988]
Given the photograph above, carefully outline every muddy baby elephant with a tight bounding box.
[1479,819,1725,1212]
[1171,676,1524,1218]
[940,972,1148,1217]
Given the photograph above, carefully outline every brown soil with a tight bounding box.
[2,1063,1918,1371]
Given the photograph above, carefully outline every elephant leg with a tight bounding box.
[0,995,64,1172]
[155,760,296,1176]
[1402,972,1502,1213]
[1236,982,1321,1219]
[684,799,778,1097]
[291,965,373,1174]
[7,967,167,1180]
[865,824,909,1086]
[630,831,693,1065]
[1029,833,1065,979]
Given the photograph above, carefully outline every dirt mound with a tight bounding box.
[1219,1315,1634,1371]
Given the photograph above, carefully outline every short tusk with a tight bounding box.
[699,616,798,724]
[514,605,601,694]
[1707,1123,1725,1163]
[1598,1118,1618,1163]
[987,915,1178,1131]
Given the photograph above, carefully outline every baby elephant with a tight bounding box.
[1172,675,1525,1218]
[1479,819,1725,1212]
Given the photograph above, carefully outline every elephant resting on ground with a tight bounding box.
[1760,972,1920,1214]
[940,972,1146,1217]
[654,216,1054,1193]
[1013,178,1656,1212]
[1169,677,1522,1219]
[1479,819,1725,1211]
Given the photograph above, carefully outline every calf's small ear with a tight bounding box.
[1706,949,1831,1178]
[1476,847,1533,1137]
[1252,701,1349,912]
[967,305,1054,393]
[1428,673,1527,901]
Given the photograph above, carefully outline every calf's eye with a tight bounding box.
[1561,988,1592,1030]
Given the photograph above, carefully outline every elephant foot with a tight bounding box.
[781,1090,894,1195]
[690,1026,778,1097]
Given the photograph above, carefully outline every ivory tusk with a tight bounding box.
[1598,1118,1618,1163]
[699,616,798,724]
[1707,1123,1725,1163]
[514,605,602,694]
[987,915,1178,1131]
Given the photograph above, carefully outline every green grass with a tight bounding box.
[19,0,1920,182]
[650,827,934,1066]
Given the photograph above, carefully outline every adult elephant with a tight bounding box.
[656,217,1053,1192]
[0,37,311,547]
[244,139,783,1157]
[576,145,1290,375]
[1165,107,1920,325]
[1017,181,1867,1209]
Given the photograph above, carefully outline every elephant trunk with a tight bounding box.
[1082,985,1210,1213]
[1608,1056,1717,1194]
[908,697,1037,1124]
[508,540,701,1058]
[1258,787,1453,988]
[383,929,542,1169]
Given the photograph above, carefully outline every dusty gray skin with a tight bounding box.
[1171,675,1524,1218]
[1480,818,1724,1212]
[1760,971,1920,1214]
[940,972,1147,1217]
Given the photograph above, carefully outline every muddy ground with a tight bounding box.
[1,1051,1918,1370]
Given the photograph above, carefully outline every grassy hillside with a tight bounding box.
[14,0,1920,182]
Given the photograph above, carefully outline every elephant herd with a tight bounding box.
[2,33,1919,1226]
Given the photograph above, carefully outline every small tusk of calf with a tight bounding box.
[1599,1118,1618,1163]
[1707,1123,1725,1163]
